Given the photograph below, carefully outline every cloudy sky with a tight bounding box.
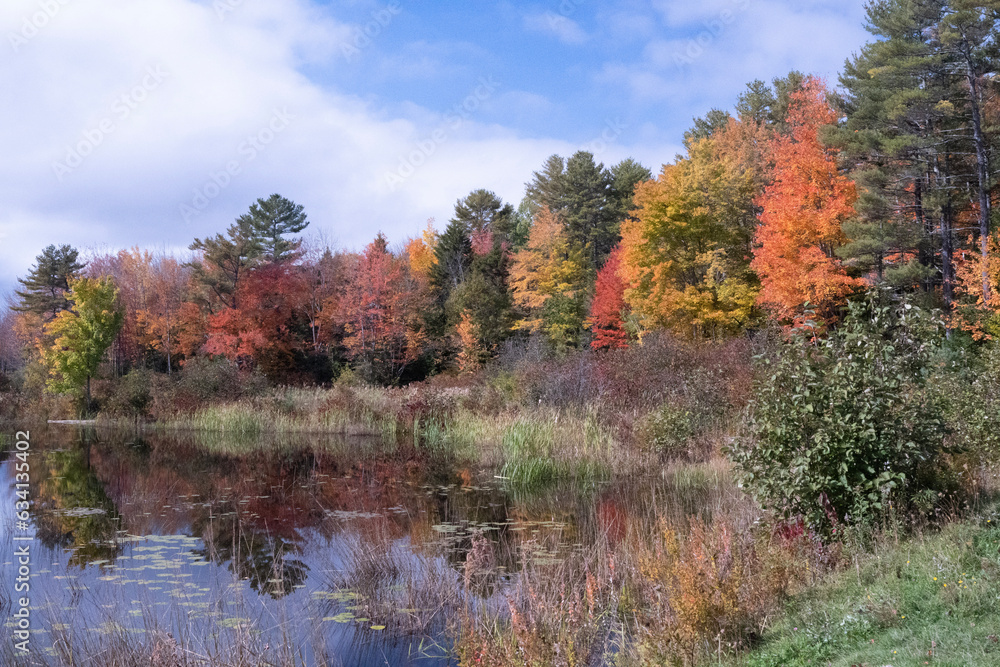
[0,0,870,295]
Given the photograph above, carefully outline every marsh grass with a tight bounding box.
[141,382,651,486]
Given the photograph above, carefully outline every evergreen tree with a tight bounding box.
[451,189,516,242]
[561,151,617,268]
[236,194,309,264]
[14,245,86,319]
[524,154,567,218]
[188,223,262,311]
[834,0,1000,309]
[609,158,652,227]
[429,190,517,359]
[448,244,515,368]
[683,108,733,146]
[833,1,945,294]
[735,71,807,131]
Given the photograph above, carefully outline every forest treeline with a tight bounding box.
[5,0,1000,399]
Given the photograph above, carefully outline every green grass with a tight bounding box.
[740,516,1000,667]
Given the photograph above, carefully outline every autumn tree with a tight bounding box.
[137,256,190,373]
[203,263,312,381]
[335,235,425,385]
[510,208,592,351]
[405,220,439,286]
[87,248,157,373]
[587,245,629,350]
[301,245,353,358]
[955,232,1000,339]
[752,78,861,323]
[41,277,125,413]
[620,131,760,338]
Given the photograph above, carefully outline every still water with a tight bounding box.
[0,425,732,666]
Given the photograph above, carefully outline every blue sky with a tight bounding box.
[0,0,869,296]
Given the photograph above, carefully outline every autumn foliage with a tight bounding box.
[203,263,311,378]
[334,235,426,384]
[587,245,629,350]
[751,78,860,323]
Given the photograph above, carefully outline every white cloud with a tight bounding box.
[0,0,606,291]
[0,0,869,297]
[523,11,589,45]
[599,0,869,113]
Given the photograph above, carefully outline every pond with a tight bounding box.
[1,425,739,666]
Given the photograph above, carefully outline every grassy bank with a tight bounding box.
[740,512,1000,667]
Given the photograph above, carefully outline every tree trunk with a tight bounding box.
[942,202,955,309]
[915,174,933,293]
[85,376,92,417]
[965,48,992,302]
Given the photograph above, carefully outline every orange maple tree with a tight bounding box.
[751,77,860,323]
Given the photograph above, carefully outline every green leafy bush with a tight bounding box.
[639,402,698,457]
[730,296,948,534]
[934,342,1000,456]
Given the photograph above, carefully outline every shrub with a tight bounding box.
[103,369,153,419]
[176,357,266,404]
[934,341,1000,456]
[730,295,949,534]
[639,402,698,458]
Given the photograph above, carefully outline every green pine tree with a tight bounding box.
[236,194,310,264]
[14,245,86,319]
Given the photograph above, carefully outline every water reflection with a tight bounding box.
[1,424,739,666]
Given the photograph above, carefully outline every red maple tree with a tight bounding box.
[587,245,629,350]
[203,263,311,379]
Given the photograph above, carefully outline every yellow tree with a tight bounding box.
[955,233,1000,339]
[619,135,759,338]
[405,220,439,284]
[510,208,592,351]
[41,277,125,413]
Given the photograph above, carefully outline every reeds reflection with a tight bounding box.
[2,424,747,666]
